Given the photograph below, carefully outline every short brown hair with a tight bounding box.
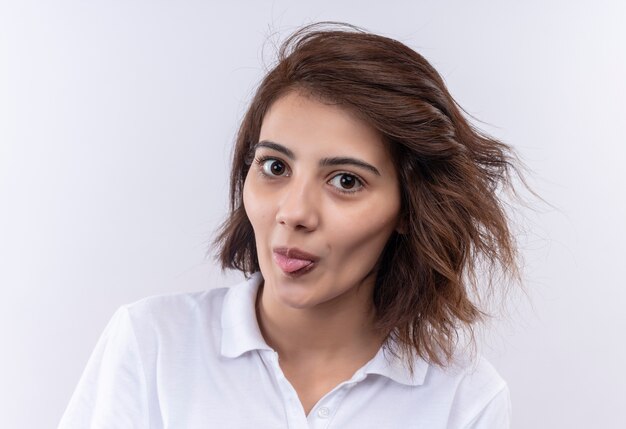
[213,22,523,368]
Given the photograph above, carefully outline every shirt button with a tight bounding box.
[317,407,330,418]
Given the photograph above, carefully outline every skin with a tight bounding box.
[242,90,402,415]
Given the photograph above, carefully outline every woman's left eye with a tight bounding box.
[328,173,363,193]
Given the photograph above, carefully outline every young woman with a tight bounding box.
[60,22,522,428]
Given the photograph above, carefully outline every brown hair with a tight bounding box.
[213,22,523,368]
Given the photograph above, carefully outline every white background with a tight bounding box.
[1,1,625,428]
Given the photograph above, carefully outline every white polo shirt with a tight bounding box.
[59,272,511,428]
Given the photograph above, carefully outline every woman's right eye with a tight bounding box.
[257,157,288,177]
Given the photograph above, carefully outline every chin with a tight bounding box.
[273,281,321,309]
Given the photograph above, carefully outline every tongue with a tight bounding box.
[274,253,313,273]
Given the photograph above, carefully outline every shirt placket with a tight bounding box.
[305,370,366,429]
[260,350,309,429]
[260,349,368,429]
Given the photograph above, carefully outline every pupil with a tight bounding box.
[341,175,354,188]
[271,161,284,175]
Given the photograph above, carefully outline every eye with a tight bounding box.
[257,157,288,176]
[328,173,363,193]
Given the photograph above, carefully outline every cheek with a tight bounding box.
[242,176,252,213]
[329,201,400,267]
[243,174,273,235]
[242,176,260,231]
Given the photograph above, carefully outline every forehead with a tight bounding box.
[259,91,394,169]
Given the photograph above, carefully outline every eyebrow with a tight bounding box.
[254,140,381,176]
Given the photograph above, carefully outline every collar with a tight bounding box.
[219,271,429,386]
[220,272,272,358]
[362,343,429,386]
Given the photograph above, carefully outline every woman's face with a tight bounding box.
[243,91,402,311]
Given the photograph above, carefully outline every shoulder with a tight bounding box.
[424,354,510,427]
[123,286,229,322]
[448,354,506,394]
[114,286,230,343]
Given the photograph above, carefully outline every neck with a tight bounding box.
[255,275,385,362]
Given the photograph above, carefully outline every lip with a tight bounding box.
[272,246,320,276]
[272,247,321,262]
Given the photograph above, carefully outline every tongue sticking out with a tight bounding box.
[273,252,313,273]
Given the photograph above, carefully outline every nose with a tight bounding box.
[275,177,320,232]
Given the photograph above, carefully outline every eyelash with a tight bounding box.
[253,155,365,195]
